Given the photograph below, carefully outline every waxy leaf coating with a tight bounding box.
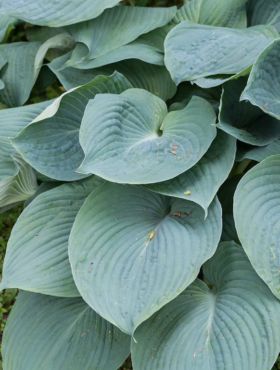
[146,131,236,212]
[13,73,132,181]
[164,22,278,86]
[241,39,280,120]
[0,177,103,297]
[174,0,247,28]
[218,78,280,146]
[0,0,122,27]
[234,154,280,299]
[132,242,280,370]
[78,90,217,184]
[69,182,222,334]
[2,292,130,370]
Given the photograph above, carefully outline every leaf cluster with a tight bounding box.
[0,0,280,369]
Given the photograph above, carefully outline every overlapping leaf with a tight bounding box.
[13,73,132,181]
[234,154,280,299]
[238,139,280,162]
[0,100,50,139]
[241,39,280,120]
[218,78,280,146]
[0,147,37,209]
[2,292,130,370]
[78,90,217,184]
[247,0,280,30]
[146,131,236,212]
[0,42,42,106]
[132,242,280,370]
[0,177,103,297]
[174,0,247,28]
[164,22,278,86]
[0,34,74,107]
[69,183,222,334]
[0,102,49,208]
[218,176,240,243]
[0,0,122,27]
[49,58,176,101]
[64,29,167,69]
[0,15,14,42]
[64,7,176,68]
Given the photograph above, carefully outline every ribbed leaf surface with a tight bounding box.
[78,91,216,184]
[218,78,280,146]
[0,0,122,27]
[174,0,247,28]
[146,131,236,212]
[13,73,132,181]
[234,154,280,299]
[2,292,130,370]
[132,242,280,370]
[241,39,280,119]
[69,183,222,334]
[165,23,278,86]
[0,177,103,297]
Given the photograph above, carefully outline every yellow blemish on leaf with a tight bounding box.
[184,190,192,196]
[148,230,156,241]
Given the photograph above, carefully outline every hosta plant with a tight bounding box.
[1,0,280,369]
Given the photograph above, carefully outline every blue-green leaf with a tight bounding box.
[0,177,103,297]
[2,292,130,370]
[164,22,278,86]
[0,0,122,27]
[248,0,280,30]
[13,73,132,181]
[238,139,280,162]
[64,7,175,66]
[0,42,41,106]
[146,131,236,212]
[241,39,280,120]
[131,242,280,370]
[174,0,247,28]
[218,78,280,146]
[234,154,280,299]
[78,90,216,184]
[69,183,222,334]
[49,58,176,101]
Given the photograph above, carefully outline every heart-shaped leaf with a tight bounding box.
[0,177,103,297]
[78,90,217,184]
[2,292,130,370]
[131,242,280,370]
[69,183,222,334]
[164,22,278,86]
[13,73,132,181]
[234,154,280,299]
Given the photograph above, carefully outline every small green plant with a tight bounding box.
[1,0,280,369]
